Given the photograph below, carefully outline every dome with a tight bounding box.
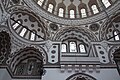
[0,0,120,80]
[23,0,118,25]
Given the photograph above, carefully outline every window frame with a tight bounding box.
[91,5,99,14]
[102,0,111,8]
[81,8,87,18]
[47,3,54,13]
[70,9,75,18]
[58,8,64,17]
[68,41,77,52]
[61,43,67,52]
[79,43,87,54]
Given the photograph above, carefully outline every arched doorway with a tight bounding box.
[66,73,96,80]
[9,47,46,79]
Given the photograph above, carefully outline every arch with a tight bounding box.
[9,8,48,42]
[91,5,99,14]
[88,0,100,15]
[9,47,47,73]
[57,2,66,17]
[61,43,67,52]
[108,45,120,64]
[78,3,88,18]
[46,0,56,13]
[58,8,64,17]
[99,12,120,41]
[69,41,77,52]
[53,27,97,56]
[66,73,96,80]
[79,44,86,53]
[52,27,98,41]
[70,9,75,18]
[68,3,76,18]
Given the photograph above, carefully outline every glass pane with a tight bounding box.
[70,10,75,18]
[114,31,120,40]
[12,21,21,29]
[19,28,27,37]
[48,4,54,13]
[30,32,35,41]
[37,0,44,6]
[58,8,64,17]
[61,44,67,52]
[81,8,87,18]
[102,0,111,8]
[91,5,99,14]
[79,44,86,53]
[70,41,77,52]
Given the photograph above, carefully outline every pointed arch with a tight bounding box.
[78,3,88,18]
[68,3,76,18]
[57,2,66,17]
[46,0,56,13]
[58,8,64,17]
[88,0,100,15]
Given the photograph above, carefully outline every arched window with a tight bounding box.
[81,8,87,18]
[79,44,86,53]
[91,5,99,14]
[37,0,44,6]
[70,10,75,18]
[61,43,67,52]
[114,31,120,41]
[19,28,27,37]
[12,20,21,29]
[69,41,77,52]
[102,0,111,8]
[47,4,54,13]
[30,32,35,41]
[58,8,64,17]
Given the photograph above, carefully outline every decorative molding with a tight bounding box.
[24,0,120,25]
